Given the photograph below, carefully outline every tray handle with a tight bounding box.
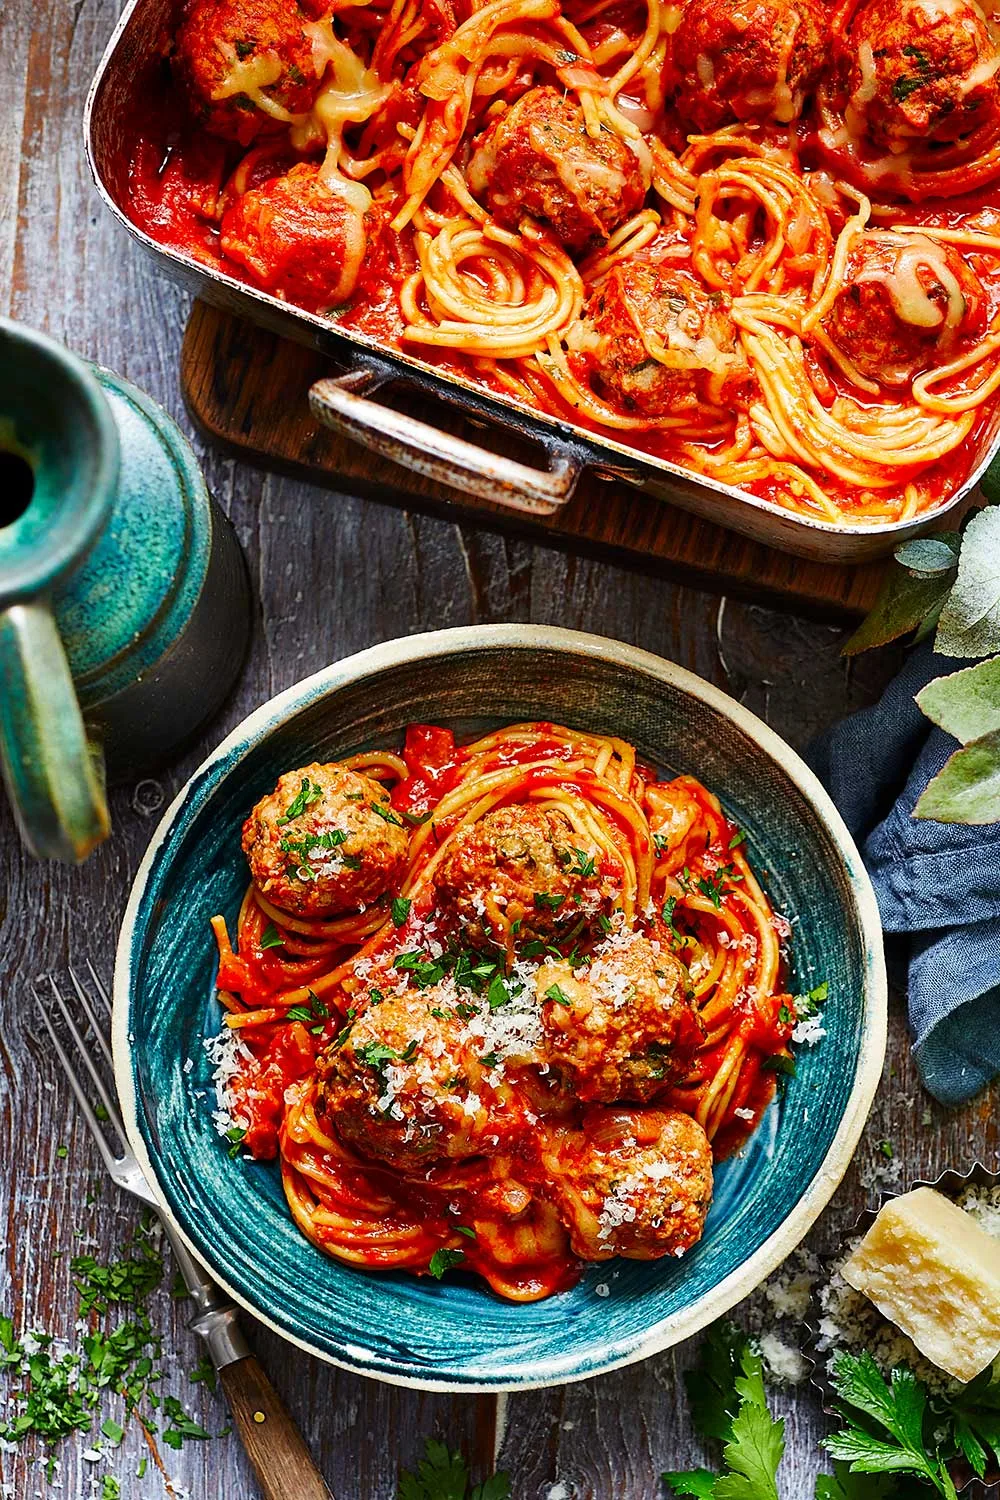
[309,371,584,517]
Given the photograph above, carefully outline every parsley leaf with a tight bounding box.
[397,1438,511,1500]
[664,1324,785,1500]
[544,984,572,1007]
[392,896,412,927]
[278,777,324,824]
[565,847,596,877]
[427,1248,465,1279]
[371,801,404,827]
[824,1354,954,1497]
[533,892,566,912]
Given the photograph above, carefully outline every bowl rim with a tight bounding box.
[113,622,888,1392]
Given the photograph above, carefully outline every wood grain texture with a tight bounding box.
[218,1356,335,1500]
[180,302,894,625]
[1,1,997,1496]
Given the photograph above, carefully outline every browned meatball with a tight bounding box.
[574,263,750,417]
[820,231,988,386]
[221,163,377,309]
[535,935,704,1103]
[435,804,620,946]
[315,986,498,1169]
[242,762,409,918]
[845,0,1000,149]
[175,0,324,145]
[539,1106,713,1260]
[671,0,829,131]
[466,86,648,252]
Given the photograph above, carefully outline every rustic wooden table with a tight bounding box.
[3,3,997,1496]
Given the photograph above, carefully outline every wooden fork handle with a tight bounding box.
[219,1353,335,1500]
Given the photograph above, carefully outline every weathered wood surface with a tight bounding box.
[2,2,997,1497]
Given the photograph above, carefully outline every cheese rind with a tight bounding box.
[842,1186,1000,1384]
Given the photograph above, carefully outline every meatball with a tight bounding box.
[435,804,619,946]
[220,163,377,309]
[175,0,323,145]
[671,0,829,132]
[315,986,498,1169]
[535,935,703,1103]
[845,0,1000,150]
[466,86,648,252]
[575,263,750,417]
[540,1106,713,1260]
[820,231,987,386]
[242,761,409,918]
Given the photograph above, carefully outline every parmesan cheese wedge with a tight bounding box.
[842,1187,1000,1384]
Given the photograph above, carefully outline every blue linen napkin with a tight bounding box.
[807,644,1000,1107]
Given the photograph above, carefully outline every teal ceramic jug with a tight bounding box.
[0,319,252,862]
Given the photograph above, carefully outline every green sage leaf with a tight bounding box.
[913,729,1000,824]
[844,568,955,655]
[916,655,1000,744]
[935,506,1000,658]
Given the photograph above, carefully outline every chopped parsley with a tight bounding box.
[652,832,671,855]
[427,1248,465,1279]
[391,896,412,927]
[455,1225,477,1240]
[695,863,743,908]
[260,922,285,950]
[794,980,828,1018]
[225,1126,246,1159]
[278,777,324,824]
[544,984,572,1008]
[728,827,747,849]
[371,801,403,827]
[400,807,431,826]
[662,895,681,947]
[355,1041,401,1071]
[565,847,596,877]
[533,892,566,912]
[394,950,448,988]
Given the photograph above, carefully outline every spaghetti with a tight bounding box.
[209,722,802,1301]
[127,0,1000,525]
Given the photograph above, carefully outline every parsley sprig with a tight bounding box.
[398,1438,511,1500]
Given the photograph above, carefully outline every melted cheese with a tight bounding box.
[212,48,299,122]
[961,50,1000,93]
[289,28,389,214]
[860,234,966,332]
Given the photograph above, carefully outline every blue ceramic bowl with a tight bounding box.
[114,626,886,1391]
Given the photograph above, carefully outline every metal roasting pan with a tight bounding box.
[85,0,1000,561]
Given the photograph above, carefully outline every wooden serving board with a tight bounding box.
[181,298,890,621]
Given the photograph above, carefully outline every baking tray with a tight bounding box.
[85,0,1000,561]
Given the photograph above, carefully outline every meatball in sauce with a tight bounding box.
[316,985,503,1169]
[467,86,649,251]
[434,803,620,947]
[820,231,988,385]
[175,0,326,144]
[671,0,830,131]
[536,934,704,1103]
[242,761,409,917]
[540,1106,713,1260]
[220,163,377,309]
[844,0,1000,150]
[573,263,750,417]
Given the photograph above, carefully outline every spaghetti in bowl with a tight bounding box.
[114,626,886,1388]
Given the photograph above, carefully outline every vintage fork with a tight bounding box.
[36,963,335,1500]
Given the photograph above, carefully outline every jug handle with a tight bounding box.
[0,600,110,862]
